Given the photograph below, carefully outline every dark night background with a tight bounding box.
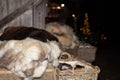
[49,0,105,46]
[49,0,119,47]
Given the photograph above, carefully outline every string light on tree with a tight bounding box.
[80,13,91,35]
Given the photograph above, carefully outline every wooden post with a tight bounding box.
[33,0,48,29]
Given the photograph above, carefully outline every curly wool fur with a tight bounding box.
[45,22,79,50]
[0,38,61,80]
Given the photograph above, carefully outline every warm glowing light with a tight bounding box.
[72,14,75,18]
[57,6,61,9]
[104,37,107,40]
[61,4,65,7]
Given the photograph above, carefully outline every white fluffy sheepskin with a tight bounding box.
[0,38,61,80]
[45,22,79,50]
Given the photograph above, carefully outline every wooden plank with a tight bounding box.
[20,10,33,27]
[2,0,33,29]
[33,0,47,29]
[0,0,8,20]
[0,0,43,29]
[3,10,33,28]
[7,0,18,14]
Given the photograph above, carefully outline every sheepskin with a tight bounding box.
[0,38,61,80]
[45,22,79,50]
